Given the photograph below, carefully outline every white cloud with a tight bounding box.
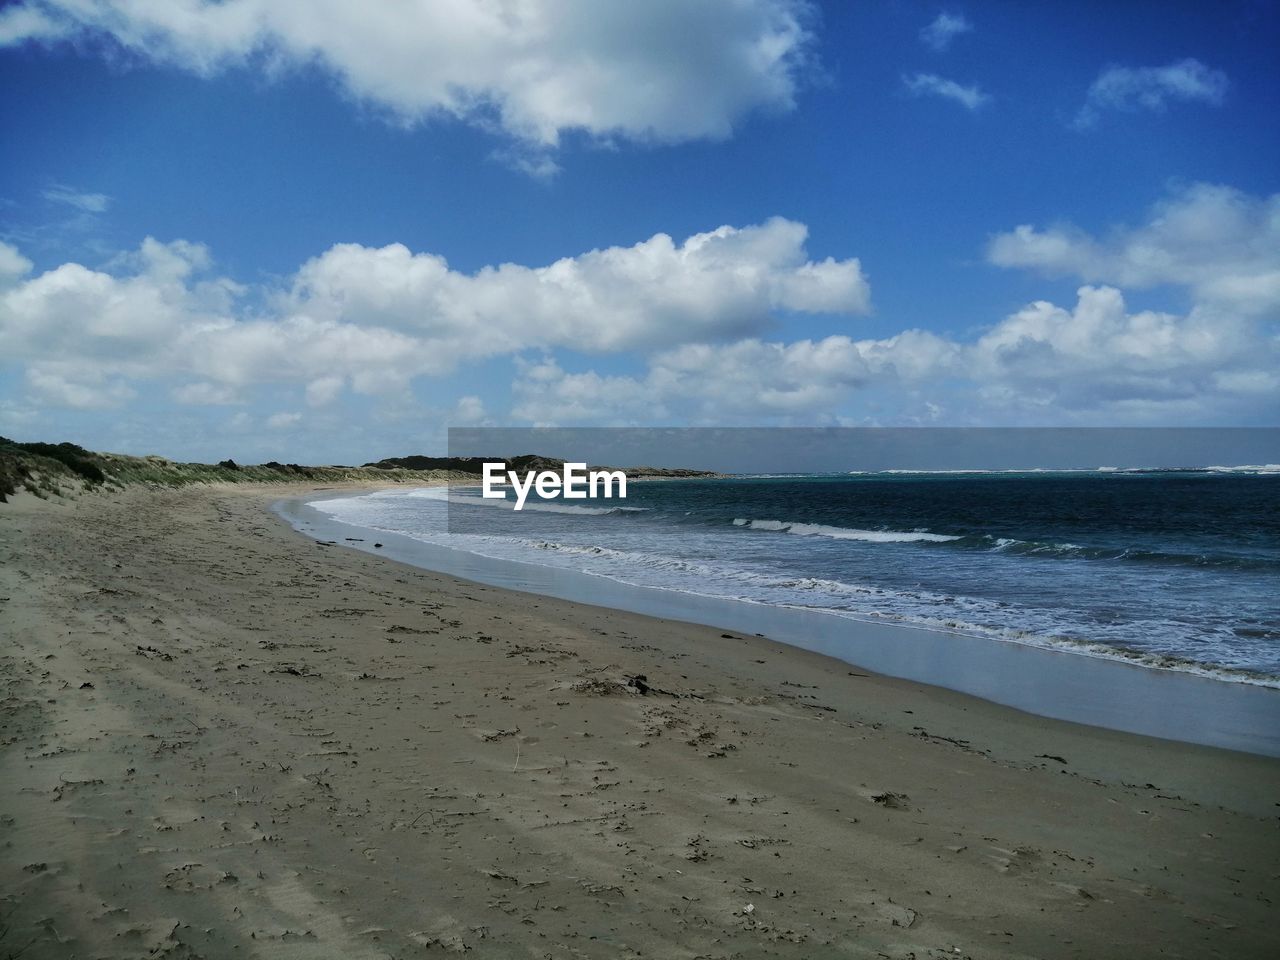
[0,242,33,289]
[5,186,1272,425]
[266,411,302,429]
[0,3,60,44]
[902,72,989,111]
[1,238,227,365]
[26,364,136,409]
[283,217,870,359]
[512,330,958,423]
[968,286,1263,412]
[512,358,662,425]
[987,183,1280,314]
[512,285,1277,424]
[920,12,972,52]
[452,395,487,425]
[0,0,815,161]
[0,237,425,409]
[1075,58,1227,129]
[42,184,111,213]
[304,375,345,407]
[0,219,866,409]
[490,145,562,181]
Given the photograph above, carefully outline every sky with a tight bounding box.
[0,0,1277,463]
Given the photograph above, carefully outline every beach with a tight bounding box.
[2,483,1278,959]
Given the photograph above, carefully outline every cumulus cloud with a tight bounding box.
[920,12,972,52]
[987,183,1280,314]
[650,331,958,415]
[304,375,345,408]
[452,395,487,425]
[512,329,962,423]
[512,358,667,425]
[902,73,989,110]
[502,337,870,424]
[25,364,136,409]
[283,217,870,357]
[0,219,867,409]
[517,183,1280,423]
[1074,58,1227,129]
[967,286,1266,413]
[5,186,1272,425]
[42,184,111,213]
[0,242,33,288]
[0,0,814,162]
[513,286,1277,424]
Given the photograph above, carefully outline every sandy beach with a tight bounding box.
[2,483,1278,960]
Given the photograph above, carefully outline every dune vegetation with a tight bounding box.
[0,436,462,503]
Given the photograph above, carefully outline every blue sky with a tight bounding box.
[1,0,1277,462]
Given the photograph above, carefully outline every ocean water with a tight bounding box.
[311,469,1280,685]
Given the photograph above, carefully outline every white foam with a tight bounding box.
[300,485,1280,689]
[1203,463,1280,474]
[733,517,960,543]
[401,484,646,514]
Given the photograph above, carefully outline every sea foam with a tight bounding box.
[732,518,960,542]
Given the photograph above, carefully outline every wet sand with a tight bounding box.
[1,483,1277,959]
[281,492,1280,757]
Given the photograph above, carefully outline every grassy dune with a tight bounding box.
[0,437,460,502]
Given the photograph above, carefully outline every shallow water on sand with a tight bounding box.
[312,471,1280,686]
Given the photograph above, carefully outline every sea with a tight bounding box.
[309,467,1280,687]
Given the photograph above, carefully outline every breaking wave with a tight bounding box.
[732,518,961,543]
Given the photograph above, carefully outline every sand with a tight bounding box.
[1,483,1277,959]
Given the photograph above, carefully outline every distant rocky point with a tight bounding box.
[364,454,722,479]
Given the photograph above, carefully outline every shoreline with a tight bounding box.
[365,480,1280,691]
[2,482,1278,958]
[282,488,1280,758]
